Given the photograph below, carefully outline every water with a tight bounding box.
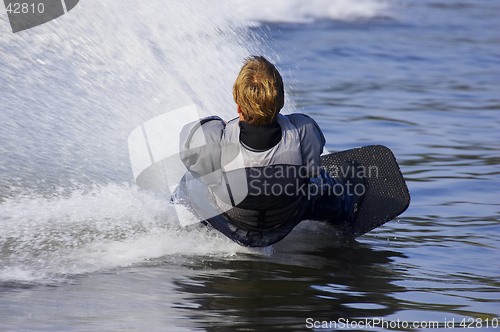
[0,0,499,330]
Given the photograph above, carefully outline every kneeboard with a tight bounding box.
[321,145,410,237]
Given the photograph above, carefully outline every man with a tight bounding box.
[172,56,364,247]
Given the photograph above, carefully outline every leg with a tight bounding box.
[302,163,367,226]
[302,169,349,224]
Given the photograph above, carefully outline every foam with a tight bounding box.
[0,0,391,284]
[0,184,265,284]
[232,0,391,25]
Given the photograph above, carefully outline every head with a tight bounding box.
[233,56,284,126]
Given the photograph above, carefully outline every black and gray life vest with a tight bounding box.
[212,115,316,230]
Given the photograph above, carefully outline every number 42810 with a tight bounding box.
[461,318,498,328]
[6,3,45,14]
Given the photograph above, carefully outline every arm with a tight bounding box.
[179,116,225,186]
[286,113,326,176]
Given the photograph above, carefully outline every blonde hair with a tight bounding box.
[233,56,284,126]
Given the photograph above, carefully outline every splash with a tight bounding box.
[0,0,391,283]
[0,183,263,284]
[0,0,267,283]
[233,0,391,24]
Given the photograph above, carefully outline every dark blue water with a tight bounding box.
[1,0,499,330]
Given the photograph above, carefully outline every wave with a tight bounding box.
[233,0,392,24]
[0,184,265,284]
[0,0,391,284]
[0,0,271,284]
